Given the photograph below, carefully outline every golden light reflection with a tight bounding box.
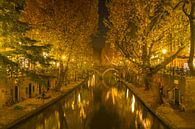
[78,93,81,104]
[126,89,129,99]
[105,87,118,104]
[71,101,75,110]
[135,119,138,129]
[55,111,60,129]
[44,119,48,129]
[91,74,96,87]
[79,103,86,119]
[138,110,143,121]
[135,108,152,129]
[193,60,195,67]
[131,95,135,113]
[88,80,90,87]
[142,118,151,129]
[36,124,44,129]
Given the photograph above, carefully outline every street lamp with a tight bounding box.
[162,49,167,74]
[162,49,167,55]
[56,62,60,67]
[43,52,48,58]
[62,55,66,60]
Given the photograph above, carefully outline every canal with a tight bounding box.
[8,75,170,129]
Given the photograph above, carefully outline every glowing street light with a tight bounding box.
[56,62,60,67]
[162,49,167,54]
[62,55,66,60]
[43,52,48,58]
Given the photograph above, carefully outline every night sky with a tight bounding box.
[92,0,108,49]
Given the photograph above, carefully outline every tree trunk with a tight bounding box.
[151,80,163,106]
[188,0,195,75]
[55,61,65,91]
[55,61,68,91]
[55,51,72,91]
[143,70,153,90]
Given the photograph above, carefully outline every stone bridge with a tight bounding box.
[87,66,124,87]
[88,66,122,77]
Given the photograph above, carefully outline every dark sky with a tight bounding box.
[98,0,108,35]
[92,0,108,49]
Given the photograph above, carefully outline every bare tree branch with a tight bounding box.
[182,1,190,17]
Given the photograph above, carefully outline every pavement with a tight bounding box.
[123,81,195,129]
[0,81,83,129]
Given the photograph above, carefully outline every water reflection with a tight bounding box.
[105,87,119,105]
[132,95,135,113]
[11,81,168,129]
[88,74,96,87]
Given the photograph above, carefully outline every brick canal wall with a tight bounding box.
[184,77,195,111]
[0,77,56,109]
[0,79,14,108]
[0,81,84,129]
[160,74,195,111]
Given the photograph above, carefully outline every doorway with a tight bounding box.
[29,83,32,98]
[14,86,19,102]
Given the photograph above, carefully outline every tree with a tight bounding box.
[0,0,52,85]
[22,0,98,90]
[182,0,195,75]
[106,0,189,90]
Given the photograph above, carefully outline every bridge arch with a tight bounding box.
[102,68,119,78]
[102,68,119,88]
[87,67,121,88]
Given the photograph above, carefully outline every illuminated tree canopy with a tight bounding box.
[0,0,52,85]
[106,0,189,89]
[22,0,99,90]
[182,0,195,75]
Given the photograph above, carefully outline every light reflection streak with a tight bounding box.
[79,103,86,119]
[135,108,152,129]
[18,80,162,129]
[105,87,118,104]
[126,89,129,99]
[78,93,81,104]
[131,95,135,113]
[71,101,75,110]
[91,74,96,87]
[142,118,151,129]
[88,80,90,87]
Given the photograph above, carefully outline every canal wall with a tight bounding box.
[0,80,85,129]
[121,80,195,129]
[184,77,195,111]
[121,80,176,129]
[160,74,195,111]
[0,76,56,109]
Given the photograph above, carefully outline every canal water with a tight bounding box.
[10,76,169,129]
